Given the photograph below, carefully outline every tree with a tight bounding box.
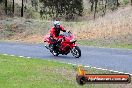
[5,0,7,15]
[31,0,38,11]
[90,0,94,12]
[101,0,108,16]
[0,0,3,3]
[131,0,132,6]
[116,0,120,6]
[12,0,14,14]
[104,0,107,16]
[21,0,24,17]
[25,0,27,3]
[94,0,98,19]
[39,0,83,20]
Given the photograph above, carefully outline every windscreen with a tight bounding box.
[62,32,71,37]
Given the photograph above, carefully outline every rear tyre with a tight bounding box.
[49,44,59,56]
[71,46,81,58]
[52,50,59,56]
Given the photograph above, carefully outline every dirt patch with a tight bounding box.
[12,35,44,43]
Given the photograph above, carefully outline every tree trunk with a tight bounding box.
[12,0,14,14]
[21,0,24,17]
[131,0,132,6]
[104,0,107,16]
[94,0,98,19]
[90,0,94,12]
[116,0,120,7]
[101,0,104,17]
[31,0,33,7]
[25,0,27,3]
[5,0,7,15]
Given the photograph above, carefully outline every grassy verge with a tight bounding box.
[0,54,131,88]
[78,40,132,49]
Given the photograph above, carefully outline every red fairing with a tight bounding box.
[70,44,77,48]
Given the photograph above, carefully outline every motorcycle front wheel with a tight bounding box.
[71,46,81,58]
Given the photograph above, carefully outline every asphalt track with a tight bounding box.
[0,42,132,74]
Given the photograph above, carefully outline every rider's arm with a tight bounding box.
[50,28,58,40]
[50,28,55,37]
[60,25,66,32]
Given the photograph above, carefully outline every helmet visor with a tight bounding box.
[55,25,60,28]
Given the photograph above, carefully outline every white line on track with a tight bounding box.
[27,57,31,58]
[19,56,24,58]
[2,54,132,75]
[10,55,15,56]
[3,54,8,55]
[65,62,132,76]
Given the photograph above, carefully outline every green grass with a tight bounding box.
[78,40,132,49]
[0,55,75,88]
[1,54,130,88]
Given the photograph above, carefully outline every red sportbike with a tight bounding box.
[44,31,81,58]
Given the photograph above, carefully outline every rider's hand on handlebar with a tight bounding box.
[68,30,71,33]
[63,30,66,32]
[57,38,62,43]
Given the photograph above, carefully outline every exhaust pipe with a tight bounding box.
[45,45,49,49]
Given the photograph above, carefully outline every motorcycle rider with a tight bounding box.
[49,20,66,55]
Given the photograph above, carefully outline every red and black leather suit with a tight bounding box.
[50,25,66,39]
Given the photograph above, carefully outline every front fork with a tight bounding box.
[70,43,77,49]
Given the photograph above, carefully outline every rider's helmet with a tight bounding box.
[54,21,60,28]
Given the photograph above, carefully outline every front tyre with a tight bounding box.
[71,46,81,58]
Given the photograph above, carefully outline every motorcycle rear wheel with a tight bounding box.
[49,44,59,56]
[52,50,59,56]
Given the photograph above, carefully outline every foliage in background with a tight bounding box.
[31,0,39,11]
[39,0,83,21]
[123,0,130,5]
[0,0,132,20]
[0,0,3,3]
